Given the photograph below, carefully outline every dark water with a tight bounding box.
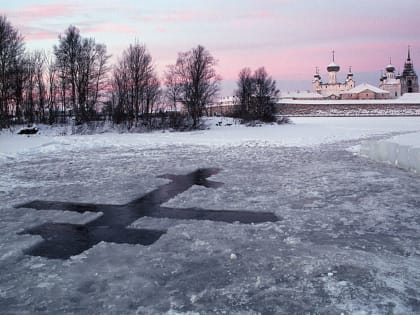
[16,168,280,259]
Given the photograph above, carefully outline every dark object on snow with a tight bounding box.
[245,121,263,127]
[276,116,292,125]
[17,127,38,135]
[16,168,280,259]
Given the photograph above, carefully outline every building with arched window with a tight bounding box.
[312,52,355,98]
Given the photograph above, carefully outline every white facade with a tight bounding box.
[312,53,355,96]
[216,96,239,107]
[379,62,401,99]
[279,91,324,100]
[341,83,390,100]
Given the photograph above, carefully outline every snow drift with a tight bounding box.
[360,132,420,174]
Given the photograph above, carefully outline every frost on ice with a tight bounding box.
[0,117,420,314]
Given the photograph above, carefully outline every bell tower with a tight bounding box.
[312,67,322,93]
[401,46,419,94]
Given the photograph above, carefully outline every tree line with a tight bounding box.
[0,16,278,130]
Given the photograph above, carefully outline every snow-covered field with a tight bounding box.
[1,117,420,314]
[2,117,420,160]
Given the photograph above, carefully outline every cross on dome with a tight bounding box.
[327,50,340,72]
[386,57,395,72]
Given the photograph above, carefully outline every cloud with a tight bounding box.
[2,0,419,94]
[4,3,79,22]
[85,23,138,35]
[19,26,58,41]
[128,8,222,25]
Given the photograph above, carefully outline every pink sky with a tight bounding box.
[3,0,420,94]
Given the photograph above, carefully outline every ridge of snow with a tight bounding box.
[360,131,420,174]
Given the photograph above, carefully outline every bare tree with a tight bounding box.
[54,26,80,120]
[164,65,182,112]
[144,75,161,115]
[54,25,109,124]
[236,67,254,118]
[91,43,109,114]
[45,53,60,124]
[169,45,220,128]
[23,52,35,123]
[0,15,25,128]
[34,51,47,123]
[253,67,278,121]
[22,50,46,123]
[111,41,159,127]
[235,67,278,122]
[111,64,130,124]
[12,57,28,124]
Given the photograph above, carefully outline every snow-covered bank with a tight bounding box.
[2,117,420,164]
[360,132,420,174]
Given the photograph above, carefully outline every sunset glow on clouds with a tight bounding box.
[2,0,420,94]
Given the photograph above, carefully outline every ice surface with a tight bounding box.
[1,117,420,314]
[360,131,420,174]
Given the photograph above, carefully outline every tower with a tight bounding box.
[379,58,401,98]
[312,66,322,93]
[327,51,340,84]
[345,66,355,89]
[401,46,419,94]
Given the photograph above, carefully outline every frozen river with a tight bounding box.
[1,118,420,314]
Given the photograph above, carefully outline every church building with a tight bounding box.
[380,47,418,97]
[379,59,401,99]
[312,52,355,98]
[400,47,419,94]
